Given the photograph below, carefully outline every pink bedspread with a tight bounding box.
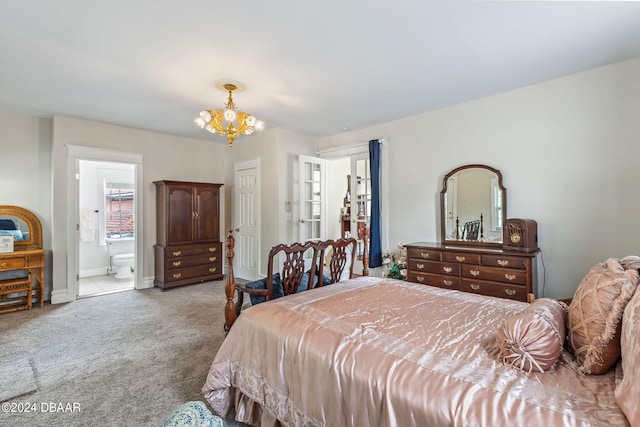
[203,276,628,426]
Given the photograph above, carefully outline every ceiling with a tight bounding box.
[1,1,640,144]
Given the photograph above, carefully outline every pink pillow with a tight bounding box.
[496,298,568,373]
[567,259,639,375]
[615,258,640,425]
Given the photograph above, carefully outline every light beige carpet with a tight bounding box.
[0,280,246,427]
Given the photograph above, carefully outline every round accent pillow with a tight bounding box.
[567,258,640,375]
[496,298,568,373]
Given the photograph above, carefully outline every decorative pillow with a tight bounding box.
[245,273,282,305]
[615,279,640,425]
[297,270,332,292]
[567,258,640,375]
[496,298,568,373]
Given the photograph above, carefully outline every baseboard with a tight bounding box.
[79,267,110,278]
[138,276,155,289]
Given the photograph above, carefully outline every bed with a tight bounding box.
[204,240,639,426]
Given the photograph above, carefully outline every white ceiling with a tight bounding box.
[1,1,640,144]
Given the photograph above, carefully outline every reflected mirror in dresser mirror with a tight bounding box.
[440,164,506,247]
[0,205,43,250]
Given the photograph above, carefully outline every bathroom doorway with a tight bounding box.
[77,159,136,297]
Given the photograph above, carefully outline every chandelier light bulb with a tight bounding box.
[206,124,216,134]
[244,128,254,135]
[246,115,256,127]
[194,117,206,128]
[199,110,211,122]
[255,120,264,130]
[224,109,236,122]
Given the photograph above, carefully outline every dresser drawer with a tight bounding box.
[165,243,221,258]
[481,254,527,269]
[408,260,460,276]
[442,252,481,264]
[407,247,441,261]
[461,278,526,301]
[0,258,26,269]
[461,265,526,285]
[166,264,222,282]
[167,253,221,270]
[408,272,460,290]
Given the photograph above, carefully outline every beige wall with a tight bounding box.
[319,57,640,299]
[51,115,226,303]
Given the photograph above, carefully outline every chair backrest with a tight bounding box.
[319,238,357,284]
[265,241,321,298]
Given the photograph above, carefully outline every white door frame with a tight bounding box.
[66,145,145,298]
[233,158,261,281]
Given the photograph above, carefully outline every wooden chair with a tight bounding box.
[317,238,358,284]
[233,241,322,320]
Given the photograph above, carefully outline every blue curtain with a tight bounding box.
[369,140,382,268]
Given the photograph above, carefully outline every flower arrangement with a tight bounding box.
[382,244,407,280]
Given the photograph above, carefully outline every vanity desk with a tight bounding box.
[405,243,537,302]
[0,206,45,313]
[407,164,539,302]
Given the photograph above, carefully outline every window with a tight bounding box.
[105,181,134,239]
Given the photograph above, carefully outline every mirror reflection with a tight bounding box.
[0,215,30,241]
[441,165,506,246]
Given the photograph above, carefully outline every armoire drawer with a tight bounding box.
[167,253,221,270]
[165,243,221,259]
[166,264,222,282]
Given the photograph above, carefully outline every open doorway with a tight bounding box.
[77,160,136,297]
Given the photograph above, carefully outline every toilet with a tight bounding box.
[106,237,135,279]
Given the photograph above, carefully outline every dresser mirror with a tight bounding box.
[440,164,506,247]
[0,205,43,250]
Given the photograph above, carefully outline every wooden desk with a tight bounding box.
[0,249,45,308]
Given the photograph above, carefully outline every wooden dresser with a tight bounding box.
[405,242,538,302]
[154,180,223,289]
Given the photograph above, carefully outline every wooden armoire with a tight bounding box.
[154,180,223,289]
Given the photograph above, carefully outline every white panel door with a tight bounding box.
[234,161,260,280]
[298,155,326,243]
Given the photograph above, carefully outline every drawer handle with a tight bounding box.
[172,261,182,267]
[443,266,452,273]
[497,259,509,267]
[209,247,217,253]
[209,267,217,273]
[470,269,480,277]
[505,289,517,296]
[505,274,516,281]
[172,273,182,279]
[455,256,465,262]
[416,263,425,269]
[416,275,425,282]
[209,256,217,262]
[443,280,453,287]
[420,252,430,258]
[172,251,182,256]
[470,284,480,291]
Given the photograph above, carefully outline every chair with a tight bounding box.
[235,241,322,316]
[318,238,357,284]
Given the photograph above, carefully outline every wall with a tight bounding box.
[52,115,226,303]
[319,58,640,299]
[0,111,53,296]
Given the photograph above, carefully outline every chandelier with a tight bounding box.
[194,83,263,147]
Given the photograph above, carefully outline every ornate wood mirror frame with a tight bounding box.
[440,164,506,248]
[0,205,43,250]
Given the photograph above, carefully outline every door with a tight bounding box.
[195,185,220,243]
[234,160,260,280]
[298,155,326,243]
[167,184,195,245]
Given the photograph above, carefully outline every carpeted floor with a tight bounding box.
[0,280,245,427]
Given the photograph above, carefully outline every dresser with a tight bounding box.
[154,180,223,289]
[405,242,538,302]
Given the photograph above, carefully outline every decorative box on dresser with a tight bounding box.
[405,243,538,302]
[154,180,223,290]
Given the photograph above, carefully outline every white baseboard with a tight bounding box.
[79,267,110,278]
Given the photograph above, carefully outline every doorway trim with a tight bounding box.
[66,145,145,299]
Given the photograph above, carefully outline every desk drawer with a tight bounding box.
[409,260,460,276]
[461,265,526,285]
[0,258,26,270]
[408,272,460,290]
[407,247,441,261]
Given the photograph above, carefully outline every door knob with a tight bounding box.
[299,218,306,224]
[234,227,240,232]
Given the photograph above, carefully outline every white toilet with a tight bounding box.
[106,237,135,279]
